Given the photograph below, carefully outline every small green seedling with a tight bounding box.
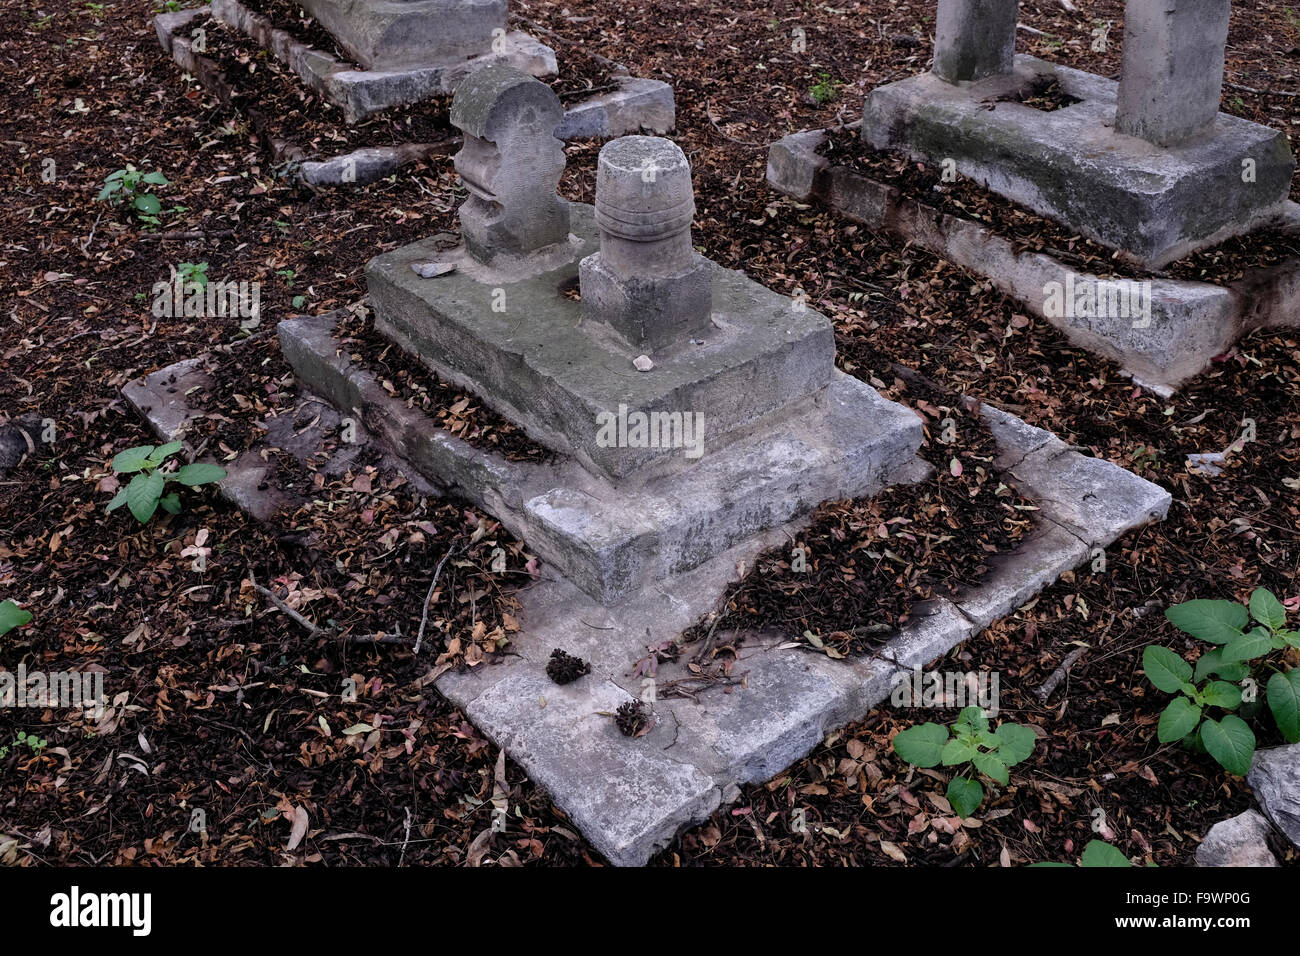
[97,164,170,223]
[809,72,840,105]
[892,706,1037,818]
[1,732,48,761]
[0,600,32,637]
[105,442,226,524]
[177,261,208,290]
[1031,840,1136,868]
[1144,588,1300,776]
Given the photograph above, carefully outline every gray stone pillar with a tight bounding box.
[449,65,570,265]
[1115,0,1231,147]
[579,136,712,352]
[933,0,1019,83]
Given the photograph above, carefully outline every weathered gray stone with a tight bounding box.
[299,143,448,186]
[280,310,922,603]
[1115,0,1230,147]
[1195,810,1279,867]
[297,0,506,72]
[554,77,676,140]
[366,205,837,479]
[580,136,712,351]
[933,0,1018,83]
[1249,743,1300,849]
[766,123,1300,392]
[451,66,570,265]
[862,56,1295,268]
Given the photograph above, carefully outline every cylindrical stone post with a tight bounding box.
[579,136,712,351]
[1115,0,1230,147]
[933,0,1019,83]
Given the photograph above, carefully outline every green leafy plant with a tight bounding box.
[891,706,1037,818]
[1143,588,1300,776]
[1031,840,1135,868]
[0,600,32,637]
[177,261,208,290]
[809,73,840,105]
[97,164,170,223]
[105,442,226,524]
[1,731,48,761]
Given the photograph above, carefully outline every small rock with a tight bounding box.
[633,354,654,371]
[1186,451,1226,476]
[1249,743,1300,849]
[411,261,457,278]
[1195,810,1278,867]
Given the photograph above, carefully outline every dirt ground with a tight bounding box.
[1,0,1298,867]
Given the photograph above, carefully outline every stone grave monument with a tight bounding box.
[767,0,1300,391]
[263,66,1170,863]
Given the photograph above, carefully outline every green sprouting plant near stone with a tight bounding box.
[1030,840,1137,868]
[809,73,840,105]
[97,164,170,223]
[1143,588,1300,775]
[15,731,47,755]
[891,706,1037,818]
[0,600,32,637]
[105,442,226,524]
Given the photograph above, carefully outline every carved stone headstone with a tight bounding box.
[579,136,712,351]
[449,64,570,266]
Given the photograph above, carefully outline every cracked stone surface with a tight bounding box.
[1195,810,1279,867]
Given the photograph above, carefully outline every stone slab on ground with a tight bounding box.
[126,343,1170,865]
[766,124,1300,394]
[167,0,675,135]
[861,55,1295,268]
[279,309,923,604]
[367,204,838,480]
[1248,742,1300,850]
[1195,810,1279,867]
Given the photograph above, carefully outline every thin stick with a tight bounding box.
[1224,81,1300,98]
[1034,646,1088,702]
[414,544,459,655]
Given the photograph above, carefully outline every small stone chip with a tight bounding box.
[633,354,654,371]
[411,261,457,278]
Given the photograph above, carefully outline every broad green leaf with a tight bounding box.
[158,493,181,516]
[892,723,949,768]
[126,470,165,524]
[993,722,1037,766]
[1278,631,1300,650]
[1221,628,1273,664]
[146,440,183,465]
[956,706,989,733]
[1199,681,1243,711]
[105,488,128,513]
[946,776,984,819]
[96,182,118,200]
[1266,670,1300,743]
[972,751,1009,786]
[142,171,170,185]
[1157,696,1202,742]
[1142,645,1192,692]
[1193,648,1223,683]
[111,444,156,474]
[941,738,977,766]
[133,193,162,215]
[174,463,227,486]
[1080,840,1132,867]
[1165,599,1248,645]
[1249,588,1287,631]
[0,600,32,637]
[1200,715,1255,776]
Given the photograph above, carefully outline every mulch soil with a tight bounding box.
[2,0,1298,867]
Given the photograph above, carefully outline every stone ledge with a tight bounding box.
[766,124,1300,394]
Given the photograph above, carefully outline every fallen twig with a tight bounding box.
[1034,646,1088,702]
[414,543,460,655]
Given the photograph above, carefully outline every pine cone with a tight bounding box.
[615,700,649,737]
[545,648,591,685]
